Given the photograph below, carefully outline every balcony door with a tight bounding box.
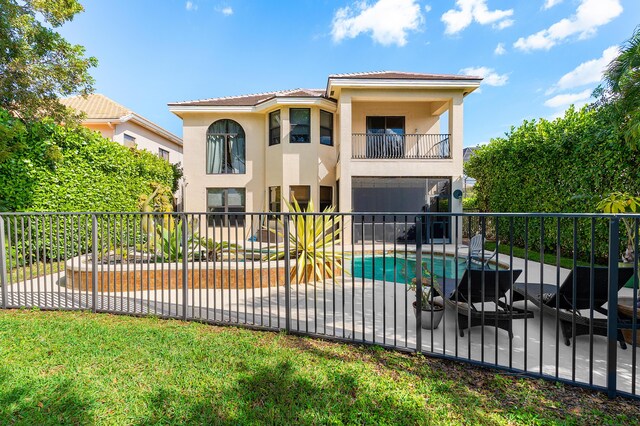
[365,116,405,158]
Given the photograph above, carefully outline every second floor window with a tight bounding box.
[158,148,170,161]
[290,108,310,143]
[320,110,333,146]
[123,133,136,148]
[206,119,246,174]
[269,110,281,146]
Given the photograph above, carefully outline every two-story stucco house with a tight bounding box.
[168,71,481,243]
[61,94,183,164]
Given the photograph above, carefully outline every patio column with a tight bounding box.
[338,91,352,244]
[449,95,464,245]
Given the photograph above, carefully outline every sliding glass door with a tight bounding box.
[365,116,405,158]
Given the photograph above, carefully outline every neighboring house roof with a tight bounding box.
[463,146,479,162]
[168,88,328,107]
[61,94,183,147]
[328,71,483,81]
[60,93,131,119]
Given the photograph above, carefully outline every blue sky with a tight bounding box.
[59,0,640,147]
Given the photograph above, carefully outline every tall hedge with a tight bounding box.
[0,108,176,265]
[465,105,640,261]
[0,108,175,212]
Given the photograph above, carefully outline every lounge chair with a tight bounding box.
[511,266,635,349]
[432,268,533,340]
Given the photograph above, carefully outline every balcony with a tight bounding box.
[352,133,451,159]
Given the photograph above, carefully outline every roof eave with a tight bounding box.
[168,96,337,114]
[121,113,183,147]
[327,78,483,95]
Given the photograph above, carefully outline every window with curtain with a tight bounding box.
[290,108,310,143]
[207,188,246,226]
[269,110,280,146]
[320,110,333,146]
[206,119,246,174]
[289,185,311,211]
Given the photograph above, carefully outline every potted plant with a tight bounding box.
[408,269,444,330]
[597,192,640,263]
[598,192,640,290]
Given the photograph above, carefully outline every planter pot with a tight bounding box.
[412,301,445,329]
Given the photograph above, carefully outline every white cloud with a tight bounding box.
[544,89,592,108]
[547,46,619,94]
[441,0,514,35]
[514,0,623,51]
[494,42,506,55]
[424,5,432,13]
[331,0,425,46]
[543,0,563,10]
[494,19,514,30]
[220,6,233,16]
[459,66,509,86]
[185,1,197,11]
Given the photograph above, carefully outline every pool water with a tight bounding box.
[351,254,495,284]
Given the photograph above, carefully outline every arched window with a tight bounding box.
[206,119,246,174]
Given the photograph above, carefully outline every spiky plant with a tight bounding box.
[197,238,242,261]
[268,198,346,284]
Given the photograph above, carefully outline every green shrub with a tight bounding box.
[462,195,479,211]
[465,105,640,261]
[0,108,176,265]
[0,108,175,212]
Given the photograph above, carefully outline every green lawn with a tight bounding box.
[0,310,638,425]
[483,241,599,269]
[7,260,66,283]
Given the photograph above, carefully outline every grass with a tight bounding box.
[1,310,639,425]
[7,260,66,283]
[483,242,600,269]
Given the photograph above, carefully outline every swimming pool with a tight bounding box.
[350,254,497,284]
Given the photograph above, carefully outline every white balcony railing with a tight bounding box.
[352,133,451,159]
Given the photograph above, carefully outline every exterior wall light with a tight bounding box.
[453,189,463,199]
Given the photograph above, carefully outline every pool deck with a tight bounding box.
[4,244,640,397]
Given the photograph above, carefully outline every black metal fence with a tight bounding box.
[1,211,639,400]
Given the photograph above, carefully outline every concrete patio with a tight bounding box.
[4,249,640,397]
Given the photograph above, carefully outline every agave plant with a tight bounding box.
[268,197,346,284]
[197,238,242,261]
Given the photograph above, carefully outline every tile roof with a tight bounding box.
[169,88,328,107]
[169,72,482,107]
[59,94,132,119]
[328,70,482,80]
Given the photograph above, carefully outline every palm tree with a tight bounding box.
[603,26,640,146]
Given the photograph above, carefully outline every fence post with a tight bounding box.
[607,216,620,399]
[415,215,423,352]
[182,214,189,321]
[0,216,7,310]
[283,214,291,333]
[91,214,98,313]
